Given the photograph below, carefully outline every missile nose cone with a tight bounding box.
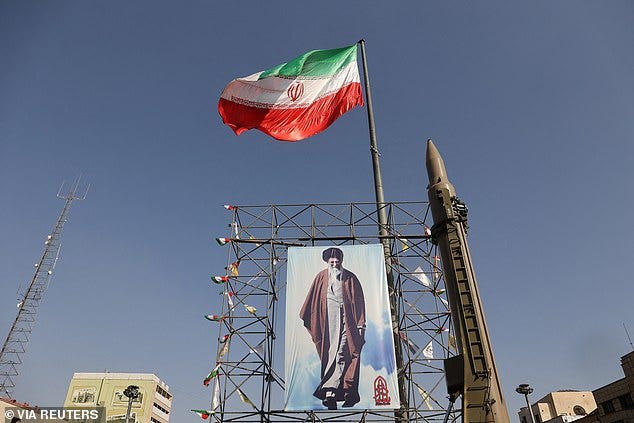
[426,139,447,186]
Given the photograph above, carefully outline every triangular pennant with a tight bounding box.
[191,409,213,419]
[398,331,420,355]
[237,388,256,409]
[416,385,434,410]
[215,237,230,246]
[401,238,409,251]
[226,260,240,276]
[211,379,221,412]
[211,275,229,284]
[249,343,265,356]
[218,340,230,359]
[413,266,431,287]
[440,297,450,309]
[422,341,434,360]
[203,363,221,386]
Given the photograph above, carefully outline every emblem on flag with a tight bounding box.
[287,82,304,102]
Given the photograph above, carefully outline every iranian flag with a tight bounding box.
[218,44,363,142]
[203,363,221,386]
[191,409,212,419]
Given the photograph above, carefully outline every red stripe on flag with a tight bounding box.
[218,82,363,142]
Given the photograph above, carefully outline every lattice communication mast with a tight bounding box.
[0,179,87,398]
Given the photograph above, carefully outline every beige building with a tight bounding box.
[589,351,634,423]
[63,373,172,423]
[518,390,597,423]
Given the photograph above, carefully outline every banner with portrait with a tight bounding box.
[285,244,399,411]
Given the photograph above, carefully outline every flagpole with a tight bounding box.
[358,39,409,422]
[359,39,388,232]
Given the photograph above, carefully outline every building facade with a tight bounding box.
[63,373,172,423]
[590,351,634,423]
[518,390,597,423]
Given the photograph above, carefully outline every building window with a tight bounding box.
[601,400,615,414]
[618,394,634,410]
[153,402,170,414]
[156,386,172,400]
[573,405,587,415]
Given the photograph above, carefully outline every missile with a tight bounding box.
[426,140,510,423]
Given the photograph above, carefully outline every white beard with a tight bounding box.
[328,266,342,281]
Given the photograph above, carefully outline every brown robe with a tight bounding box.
[299,268,366,402]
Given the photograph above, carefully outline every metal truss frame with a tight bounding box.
[207,202,460,423]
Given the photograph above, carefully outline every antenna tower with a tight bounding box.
[624,323,634,351]
[0,178,88,397]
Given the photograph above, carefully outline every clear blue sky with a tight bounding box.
[1,1,633,421]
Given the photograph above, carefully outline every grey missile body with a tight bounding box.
[426,140,510,423]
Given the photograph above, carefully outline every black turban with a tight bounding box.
[322,247,344,262]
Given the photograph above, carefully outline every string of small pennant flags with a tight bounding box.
[193,204,260,420]
[408,263,450,312]
[426,253,457,351]
[394,247,458,367]
[399,225,432,253]
[199,206,449,418]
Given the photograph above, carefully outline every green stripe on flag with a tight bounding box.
[259,44,357,79]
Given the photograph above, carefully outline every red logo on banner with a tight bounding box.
[373,376,391,406]
[287,82,304,102]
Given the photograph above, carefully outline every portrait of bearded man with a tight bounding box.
[299,247,366,410]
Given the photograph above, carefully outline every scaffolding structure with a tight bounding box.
[206,202,459,423]
[0,179,87,398]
